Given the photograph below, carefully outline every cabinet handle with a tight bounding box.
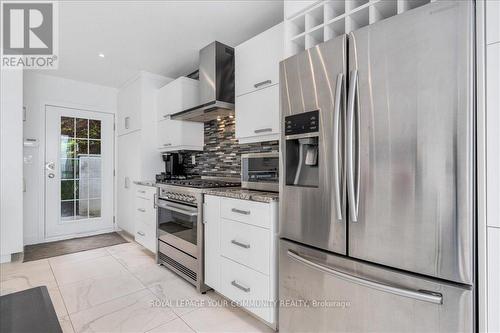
[254,79,272,88]
[254,128,273,134]
[163,143,172,147]
[153,193,157,209]
[231,280,250,293]
[125,177,130,189]
[137,208,146,212]
[231,208,250,215]
[138,190,146,194]
[231,240,250,249]
[137,231,145,236]
[124,116,130,129]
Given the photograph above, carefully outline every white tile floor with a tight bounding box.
[0,240,274,333]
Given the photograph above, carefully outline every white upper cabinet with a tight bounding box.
[157,118,204,152]
[235,85,280,142]
[117,78,142,136]
[156,77,199,121]
[235,23,284,144]
[235,23,284,97]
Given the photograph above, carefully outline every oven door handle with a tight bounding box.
[156,200,198,217]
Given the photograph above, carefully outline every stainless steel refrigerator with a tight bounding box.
[279,1,475,332]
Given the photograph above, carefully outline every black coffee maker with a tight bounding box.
[156,153,186,182]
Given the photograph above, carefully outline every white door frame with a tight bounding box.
[43,102,116,242]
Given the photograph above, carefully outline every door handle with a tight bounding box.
[333,73,344,221]
[137,208,146,212]
[254,79,272,88]
[231,208,250,215]
[231,240,250,249]
[254,128,273,134]
[287,250,443,304]
[346,69,359,222]
[231,280,250,293]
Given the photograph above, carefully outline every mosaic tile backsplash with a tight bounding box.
[182,116,279,178]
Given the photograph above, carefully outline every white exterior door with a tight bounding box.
[45,105,114,238]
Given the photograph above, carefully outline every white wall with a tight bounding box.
[23,73,118,245]
[0,68,24,263]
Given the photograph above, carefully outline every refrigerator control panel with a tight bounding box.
[284,110,319,136]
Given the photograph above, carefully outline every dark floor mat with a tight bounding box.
[0,286,62,333]
[23,232,128,262]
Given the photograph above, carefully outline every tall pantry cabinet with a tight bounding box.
[116,72,172,234]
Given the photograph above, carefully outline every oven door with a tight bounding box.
[157,198,199,258]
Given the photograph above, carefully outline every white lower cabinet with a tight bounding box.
[134,184,157,252]
[204,195,278,328]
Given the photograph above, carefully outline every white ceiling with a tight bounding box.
[37,1,283,88]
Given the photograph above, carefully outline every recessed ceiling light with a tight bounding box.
[98,53,105,58]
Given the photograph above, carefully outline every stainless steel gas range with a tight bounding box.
[155,178,239,292]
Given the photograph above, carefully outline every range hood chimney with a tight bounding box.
[171,41,234,122]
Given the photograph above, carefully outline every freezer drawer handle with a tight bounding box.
[231,280,250,292]
[287,250,443,305]
[231,240,250,249]
[231,208,250,215]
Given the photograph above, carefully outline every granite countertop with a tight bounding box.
[204,187,279,203]
[133,180,157,187]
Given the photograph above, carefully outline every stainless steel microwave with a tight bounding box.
[241,152,279,192]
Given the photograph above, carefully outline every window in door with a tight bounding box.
[60,117,102,221]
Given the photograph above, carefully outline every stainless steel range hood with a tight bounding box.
[171,41,234,122]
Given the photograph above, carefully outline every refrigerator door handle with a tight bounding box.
[287,250,443,305]
[333,73,344,221]
[347,69,359,222]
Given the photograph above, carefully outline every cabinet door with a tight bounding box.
[117,132,141,234]
[204,195,220,290]
[157,77,199,121]
[235,84,280,143]
[117,79,142,136]
[235,23,283,97]
[157,118,204,151]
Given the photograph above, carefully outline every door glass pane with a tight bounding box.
[60,116,103,222]
[76,200,89,219]
[89,120,101,139]
[76,118,88,138]
[75,178,88,200]
[61,138,76,158]
[76,139,88,155]
[61,201,75,220]
[61,117,74,137]
[89,140,101,155]
[89,199,101,218]
[61,180,75,200]
[88,157,101,178]
[89,179,101,199]
[60,159,75,179]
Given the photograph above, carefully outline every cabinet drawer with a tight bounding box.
[220,197,271,229]
[135,196,155,222]
[135,219,156,252]
[136,185,156,200]
[221,219,270,275]
[219,257,271,323]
